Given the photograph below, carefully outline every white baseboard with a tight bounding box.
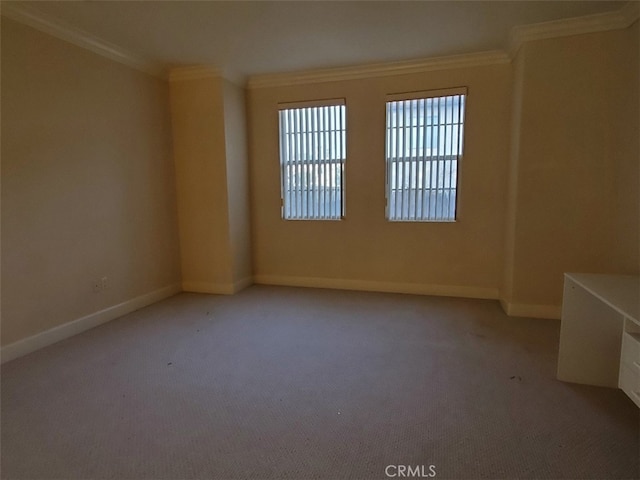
[183,277,254,295]
[232,276,254,293]
[1,283,182,364]
[182,281,234,294]
[253,274,498,300]
[499,298,561,319]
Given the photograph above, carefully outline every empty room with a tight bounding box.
[1,1,639,479]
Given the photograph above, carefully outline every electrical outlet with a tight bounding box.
[92,281,101,293]
[101,276,109,290]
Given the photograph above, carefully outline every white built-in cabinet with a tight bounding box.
[557,273,640,408]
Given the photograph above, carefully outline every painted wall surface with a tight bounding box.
[223,80,253,287]
[1,18,181,346]
[505,23,639,309]
[169,74,234,291]
[610,23,639,273]
[2,11,636,336]
[248,65,512,295]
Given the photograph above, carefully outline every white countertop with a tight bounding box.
[565,273,639,322]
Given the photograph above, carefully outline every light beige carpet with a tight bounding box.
[1,286,638,479]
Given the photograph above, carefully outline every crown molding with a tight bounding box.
[221,69,249,88]
[1,2,166,78]
[247,50,510,89]
[168,65,223,82]
[168,66,248,87]
[2,1,637,87]
[244,1,639,89]
[621,0,640,23]
[509,1,639,57]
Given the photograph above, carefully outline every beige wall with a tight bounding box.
[1,18,181,346]
[169,73,252,293]
[248,65,512,295]
[502,23,639,312]
[610,23,640,273]
[2,12,636,344]
[223,80,252,286]
[169,74,234,291]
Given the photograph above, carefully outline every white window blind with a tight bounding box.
[385,88,466,222]
[278,100,346,220]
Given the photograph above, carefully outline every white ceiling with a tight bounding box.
[4,1,627,79]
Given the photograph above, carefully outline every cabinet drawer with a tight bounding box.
[619,363,640,408]
[620,332,640,368]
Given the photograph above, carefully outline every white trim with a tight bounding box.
[181,277,252,295]
[168,66,246,86]
[509,3,640,57]
[254,274,498,300]
[220,70,248,88]
[232,276,254,293]
[620,1,640,26]
[386,86,468,102]
[247,51,510,89]
[182,281,235,295]
[169,66,222,82]
[0,283,181,364]
[1,2,165,78]
[249,2,637,88]
[278,98,346,110]
[3,1,636,87]
[499,299,561,320]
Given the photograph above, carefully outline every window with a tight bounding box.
[385,87,467,222]
[278,99,346,220]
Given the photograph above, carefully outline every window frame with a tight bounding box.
[277,98,347,221]
[384,87,467,223]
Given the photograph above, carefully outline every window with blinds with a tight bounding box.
[278,100,346,220]
[385,88,466,222]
